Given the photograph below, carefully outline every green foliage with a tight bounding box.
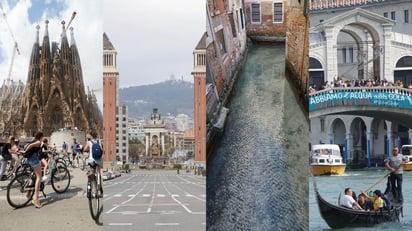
[173,164,182,170]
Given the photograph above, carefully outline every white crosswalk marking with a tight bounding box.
[107,193,207,198]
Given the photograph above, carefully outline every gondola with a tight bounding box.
[313,178,403,229]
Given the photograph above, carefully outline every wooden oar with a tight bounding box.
[363,171,391,193]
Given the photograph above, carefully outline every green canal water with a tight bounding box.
[207,43,308,231]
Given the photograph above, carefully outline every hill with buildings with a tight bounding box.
[119,79,194,120]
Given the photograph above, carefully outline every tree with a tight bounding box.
[186,151,194,160]
[128,138,145,163]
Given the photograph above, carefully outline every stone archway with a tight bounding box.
[331,118,346,146]
[312,8,394,83]
[309,57,325,90]
[349,117,367,167]
[394,56,412,86]
[370,118,386,165]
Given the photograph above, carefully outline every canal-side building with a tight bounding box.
[206,0,248,160]
[243,0,309,107]
[309,0,412,167]
[206,0,309,157]
[309,0,412,88]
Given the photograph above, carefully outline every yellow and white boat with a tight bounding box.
[310,144,346,176]
[401,145,412,171]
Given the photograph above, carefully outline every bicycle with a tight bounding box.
[87,160,103,222]
[75,151,87,171]
[2,153,32,181]
[60,152,74,168]
[6,153,71,208]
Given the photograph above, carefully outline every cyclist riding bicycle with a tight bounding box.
[82,131,104,181]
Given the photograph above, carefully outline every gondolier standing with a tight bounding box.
[384,146,408,203]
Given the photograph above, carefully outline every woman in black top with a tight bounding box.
[24,131,44,208]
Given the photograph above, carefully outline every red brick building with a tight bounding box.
[103,33,118,169]
[192,33,207,166]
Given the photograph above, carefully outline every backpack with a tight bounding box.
[382,195,391,210]
[23,141,37,159]
[91,140,102,160]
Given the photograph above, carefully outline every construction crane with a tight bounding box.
[64,11,77,32]
[0,3,20,84]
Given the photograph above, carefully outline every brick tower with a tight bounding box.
[103,33,118,169]
[192,33,207,170]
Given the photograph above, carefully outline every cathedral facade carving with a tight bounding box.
[0,20,102,138]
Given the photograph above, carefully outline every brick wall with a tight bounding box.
[285,4,309,112]
[245,1,287,37]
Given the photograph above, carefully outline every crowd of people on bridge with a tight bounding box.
[309,78,411,94]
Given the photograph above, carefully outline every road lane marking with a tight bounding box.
[155,223,179,226]
[142,194,151,197]
[120,184,148,205]
[108,223,133,226]
[161,183,193,214]
[106,205,120,214]
[157,194,165,197]
[147,175,157,213]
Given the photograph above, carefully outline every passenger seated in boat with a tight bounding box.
[339,188,364,210]
[358,194,373,211]
[321,150,330,155]
[361,190,384,211]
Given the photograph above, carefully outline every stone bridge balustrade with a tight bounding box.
[309,86,412,128]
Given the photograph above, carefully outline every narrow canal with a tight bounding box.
[207,43,308,231]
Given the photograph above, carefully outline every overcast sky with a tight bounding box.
[0,0,102,107]
[103,0,206,88]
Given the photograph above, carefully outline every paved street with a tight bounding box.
[104,170,206,231]
[0,167,102,231]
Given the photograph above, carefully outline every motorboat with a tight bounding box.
[401,145,412,171]
[310,144,346,176]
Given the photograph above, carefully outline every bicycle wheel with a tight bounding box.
[6,172,34,208]
[51,165,71,193]
[55,157,68,168]
[88,176,102,221]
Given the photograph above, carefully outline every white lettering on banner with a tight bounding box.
[310,90,412,108]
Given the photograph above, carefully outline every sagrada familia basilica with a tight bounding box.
[0,20,102,138]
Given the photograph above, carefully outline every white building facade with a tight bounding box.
[309,0,412,167]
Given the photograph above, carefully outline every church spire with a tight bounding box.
[70,27,76,45]
[44,19,49,37]
[35,24,40,44]
[61,20,67,38]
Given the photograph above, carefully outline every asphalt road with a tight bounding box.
[0,167,102,231]
[103,170,206,231]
